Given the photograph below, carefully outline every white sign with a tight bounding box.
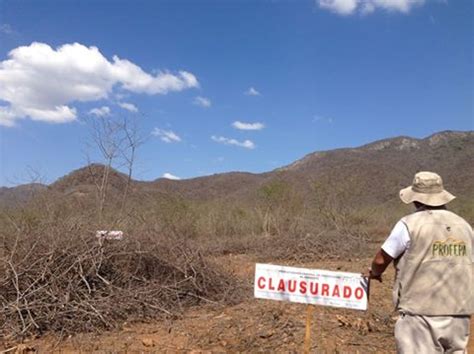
[254,263,368,311]
[96,230,124,240]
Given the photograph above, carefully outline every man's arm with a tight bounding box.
[365,221,409,281]
[365,248,394,282]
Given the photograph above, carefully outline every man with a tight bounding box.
[367,171,473,353]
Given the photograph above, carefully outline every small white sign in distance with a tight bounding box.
[254,263,368,311]
[96,230,124,240]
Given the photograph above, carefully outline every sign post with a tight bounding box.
[254,263,369,352]
[304,305,314,354]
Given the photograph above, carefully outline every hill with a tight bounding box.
[0,183,47,208]
[147,130,474,211]
[1,130,473,209]
[275,130,474,205]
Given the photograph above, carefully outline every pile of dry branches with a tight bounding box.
[0,218,242,340]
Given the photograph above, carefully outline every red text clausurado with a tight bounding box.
[256,276,365,300]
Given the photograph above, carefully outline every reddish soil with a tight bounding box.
[2,255,398,353]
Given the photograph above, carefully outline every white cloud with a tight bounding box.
[152,128,182,143]
[232,121,265,131]
[0,106,17,127]
[317,0,426,15]
[23,106,76,123]
[118,102,138,112]
[371,0,425,13]
[162,172,181,180]
[0,42,199,126]
[360,2,376,14]
[312,114,334,123]
[319,0,358,15]
[245,87,261,96]
[89,106,111,117]
[0,24,14,35]
[211,135,255,149]
[193,96,211,108]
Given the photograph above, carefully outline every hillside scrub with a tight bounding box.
[5,183,472,340]
[141,179,374,261]
[0,176,417,340]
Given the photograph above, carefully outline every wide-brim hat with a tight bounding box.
[399,171,456,206]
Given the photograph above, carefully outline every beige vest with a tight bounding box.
[393,209,473,315]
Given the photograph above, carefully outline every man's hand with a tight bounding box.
[369,268,383,282]
[365,248,394,283]
[362,267,383,282]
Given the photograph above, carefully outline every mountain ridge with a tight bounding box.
[2,130,473,207]
[278,130,474,172]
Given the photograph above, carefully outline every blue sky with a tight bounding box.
[0,0,473,186]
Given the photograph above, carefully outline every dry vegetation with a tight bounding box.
[1,130,473,346]
[0,172,379,341]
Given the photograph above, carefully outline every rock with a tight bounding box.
[142,338,155,347]
[15,344,36,354]
[336,315,350,327]
[258,330,274,339]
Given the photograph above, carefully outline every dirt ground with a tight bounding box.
[1,255,398,353]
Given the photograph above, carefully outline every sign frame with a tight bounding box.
[254,263,369,311]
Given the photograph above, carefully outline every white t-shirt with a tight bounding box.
[381,221,411,259]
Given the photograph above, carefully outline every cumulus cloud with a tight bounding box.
[211,135,255,149]
[152,128,182,143]
[118,102,138,112]
[232,121,265,131]
[162,172,181,180]
[319,0,358,15]
[317,0,426,15]
[193,96,211,108]
[0,106,19,127]
[3,105,77,125]
[245,87,261,96]
[0,42,199,126]
[89,106,111,117]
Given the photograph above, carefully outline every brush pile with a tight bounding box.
[0,215,241,339]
